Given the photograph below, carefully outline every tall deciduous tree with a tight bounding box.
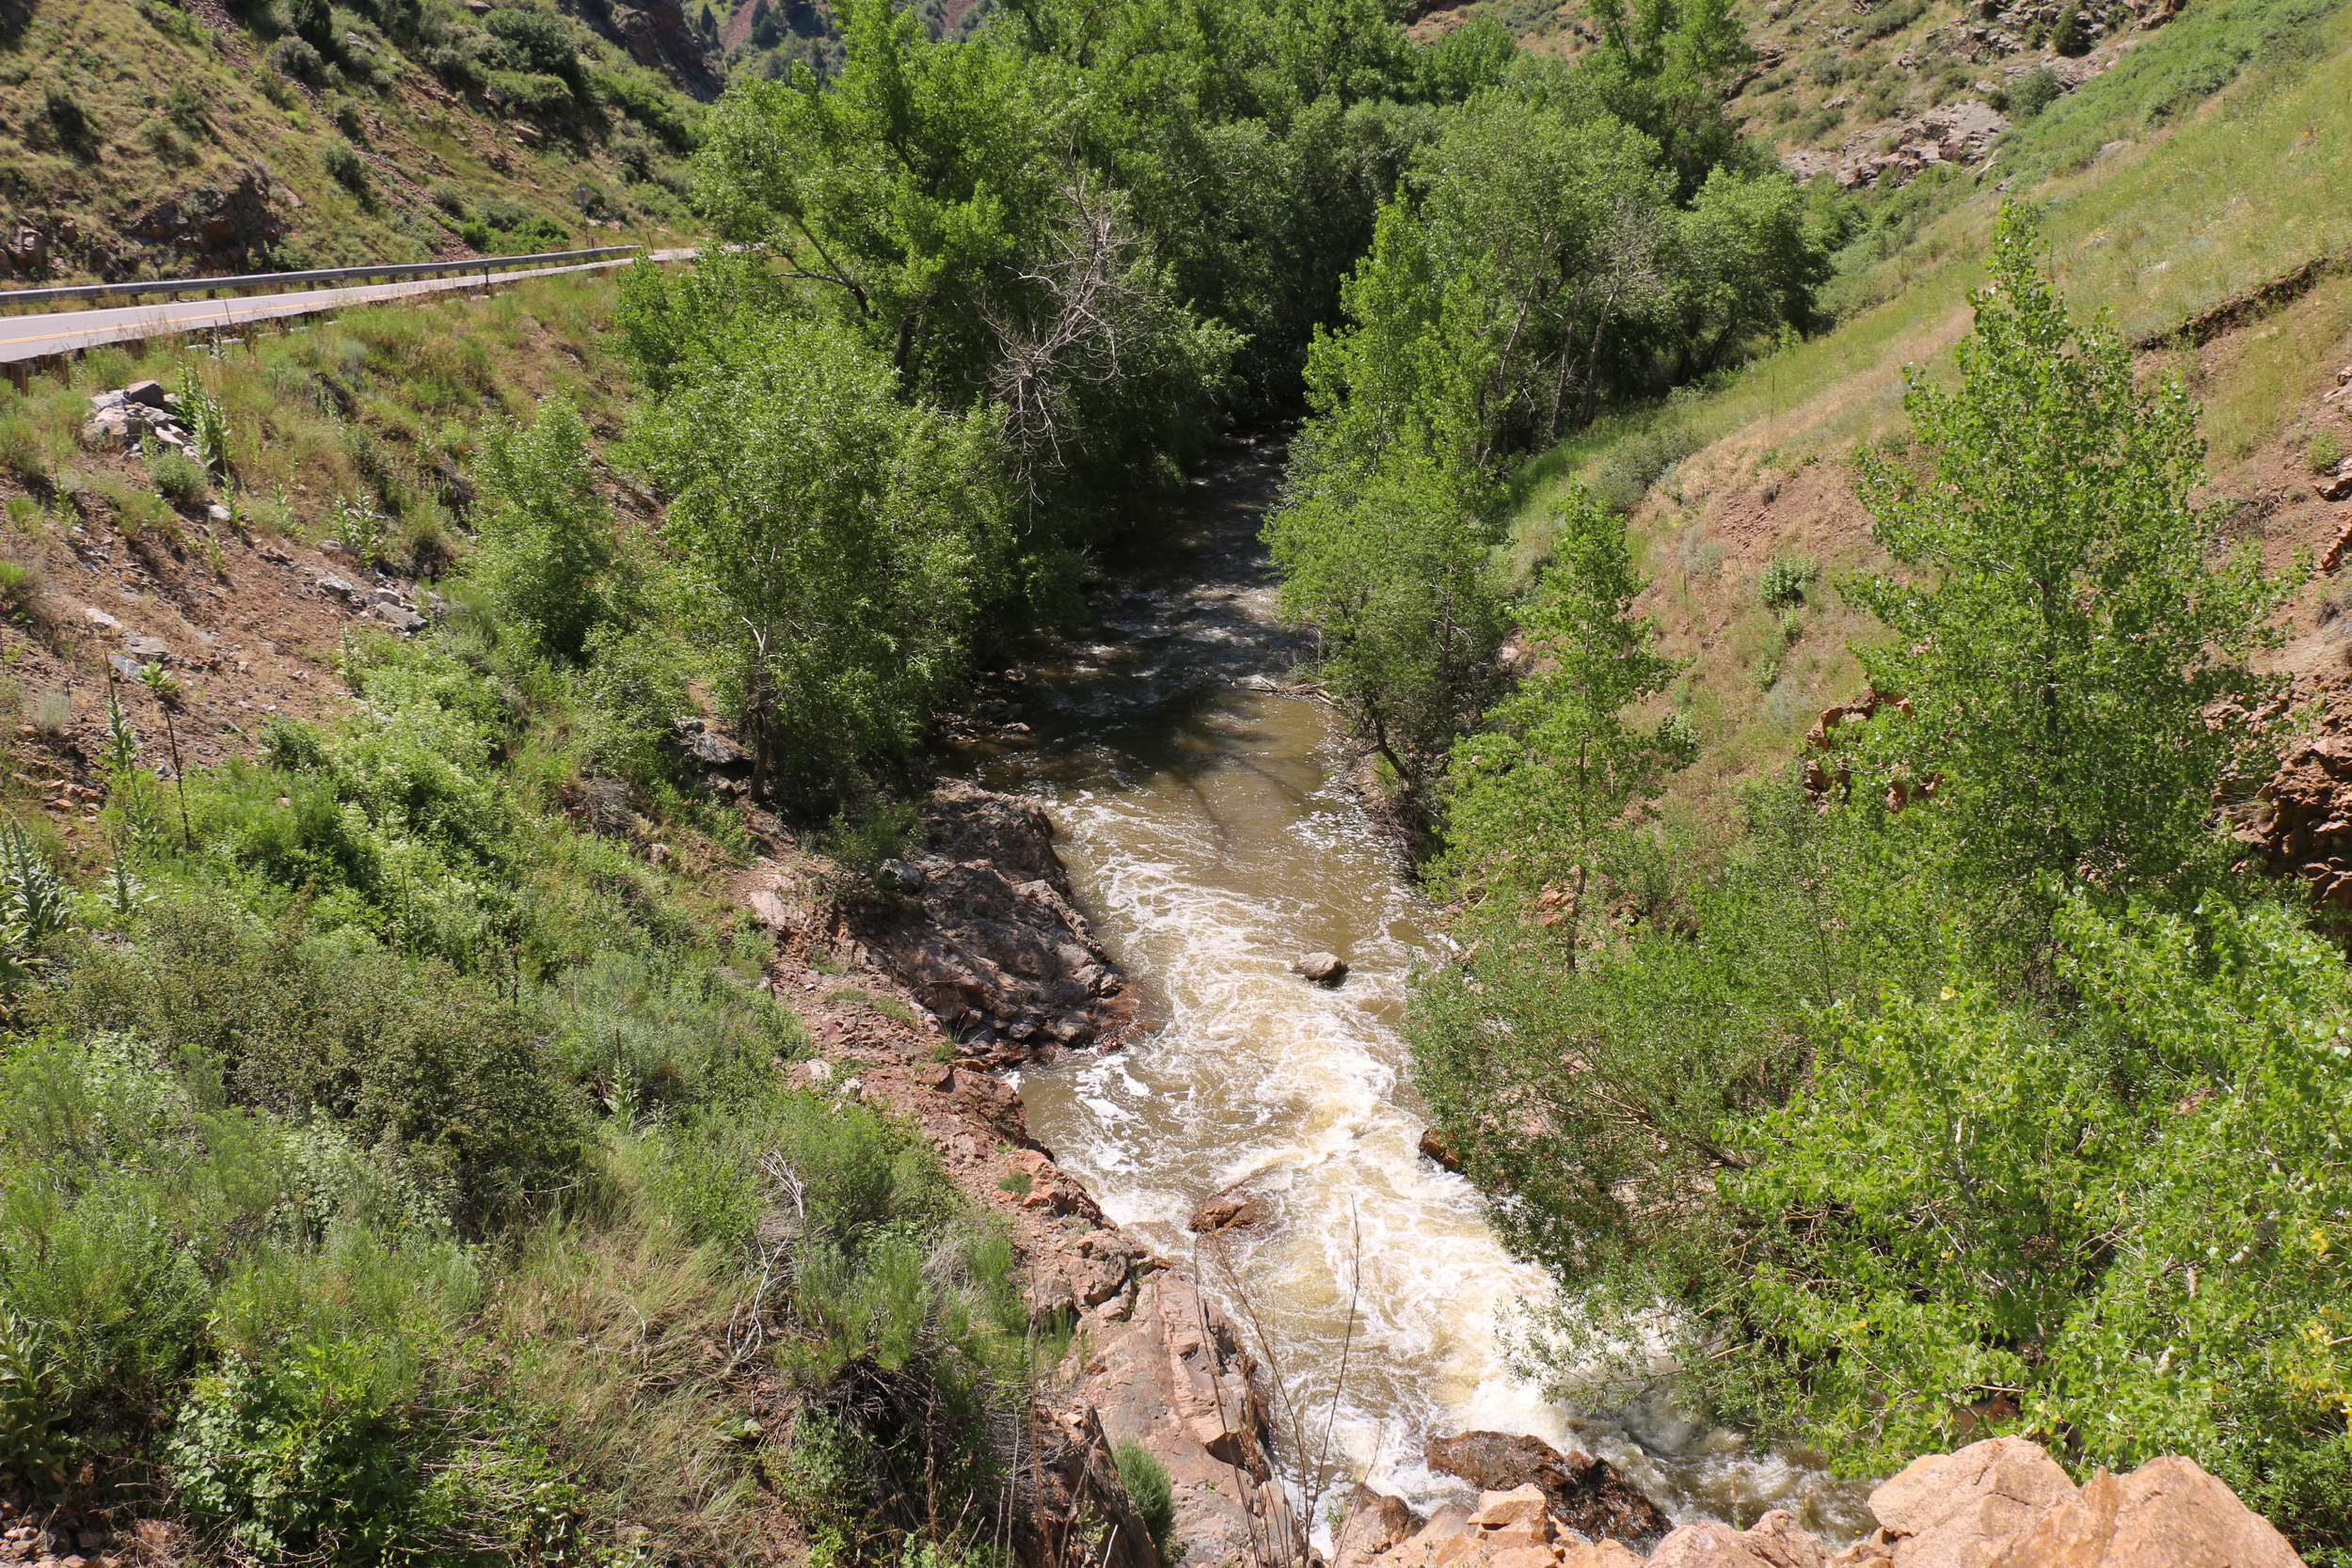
[1440,482,1692,916]
[625,320,1015,803]
[1842,203,2299,910]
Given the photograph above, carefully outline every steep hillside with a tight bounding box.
[1502,0,2352,839]
[0,0,715,284]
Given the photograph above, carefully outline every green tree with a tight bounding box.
[1440,482,1692,911]
[1267,202,1508,805]
[693,0,1060,399]
[625,319,1016,803]
[1841,204,2299,916]
[469,397,636,664]
[1715,894,2352,1545]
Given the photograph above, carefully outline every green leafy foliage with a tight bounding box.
[469,397,638,664]
[1842,205,2299,922]
[1756,551,1814,609]
[1440,482,1691,902]
[1413,202,2352,1558]
[1115,1439,1177,1562]
[1725,895,2352,1543]
[627,317,1018,804]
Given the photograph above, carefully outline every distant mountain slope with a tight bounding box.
[0,0,718,285]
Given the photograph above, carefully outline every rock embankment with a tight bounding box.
[849,780,1143,1064]
[739,778,1284,1568]
[1341,1435,2306,1568]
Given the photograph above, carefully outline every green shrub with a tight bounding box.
[167,1337,577,1563]
[469,396,631,662]
[319,140,370,196]
[41,85,92,148]
[428,181,469,217]
[1757,552,1817,609]
[1114,1440,1176,1562]
[2052,4,2090,55]
[0,1313,70,1491]
[0,416,41,482]
[1588,428,1697,515]
[2309,430,2344,475]
[58,906,586,1231]
[266,36,326,83]
[547,951,803,1117]
[0,558,41,612]
[1809,55,1849,87]
[654,1087,951,1257]
[2002,66,2063,119]
[818,797,926,889]
[1856,0,1925,41]
[147,445,207,503]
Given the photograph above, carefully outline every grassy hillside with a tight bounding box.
[0,0,711,283]
[1504,0,2352,838]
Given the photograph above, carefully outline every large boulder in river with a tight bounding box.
[1423,1432,1673,1547]
[1293,951,1347,984]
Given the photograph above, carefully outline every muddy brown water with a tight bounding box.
[953,438,1871,1543]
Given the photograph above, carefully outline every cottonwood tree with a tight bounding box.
[1841,203,2299,913]
[625,320,1015,804]
[1439,482,1692,926]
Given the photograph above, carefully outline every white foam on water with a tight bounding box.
[1012,694,1581,1512]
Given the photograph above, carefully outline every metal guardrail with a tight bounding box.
[0,245,644,311]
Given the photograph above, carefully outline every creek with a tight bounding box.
[955,438,1870,1541]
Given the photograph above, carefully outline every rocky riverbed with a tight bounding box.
[739,774,2314,1568]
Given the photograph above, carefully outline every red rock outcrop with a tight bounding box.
[1342,1437,2306,1568]
[850,780,1142,1063]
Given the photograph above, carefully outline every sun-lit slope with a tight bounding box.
[1506,2,2352,838]
[0,0,709,283]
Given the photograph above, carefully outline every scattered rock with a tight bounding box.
[1866,1436,2079,1568]
[107,654,141,681]
[315,573,358,599]
[123,635,171,662]
[376,604,427,633]
[1293,950,1347,984]
[82,607,120,631]
[206,502,231,524]
[746,889,793,931]
[121,380,168,409]
[1337,1484,1425,1568]
[1418,1126,1463,1172]
[1424,1431,1675,1547]
[125,164,287,266]
[1187,1183,1272,1234]
[1649,1522,1773,1568]
[880,856,926,892]
[1983,1455,2302,1568]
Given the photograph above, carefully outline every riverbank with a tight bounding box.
[732,784,1299,1568]
[739,775,2317,1568]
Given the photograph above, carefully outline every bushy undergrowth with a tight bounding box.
[0,476,1065,1563]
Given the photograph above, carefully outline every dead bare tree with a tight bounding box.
[981,171,1159,494]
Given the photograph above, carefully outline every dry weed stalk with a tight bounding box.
[1193,1211,1366,1568]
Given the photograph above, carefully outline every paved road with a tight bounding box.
[0,248,696,368]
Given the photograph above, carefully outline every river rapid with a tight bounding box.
[953,437,1870,1542]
